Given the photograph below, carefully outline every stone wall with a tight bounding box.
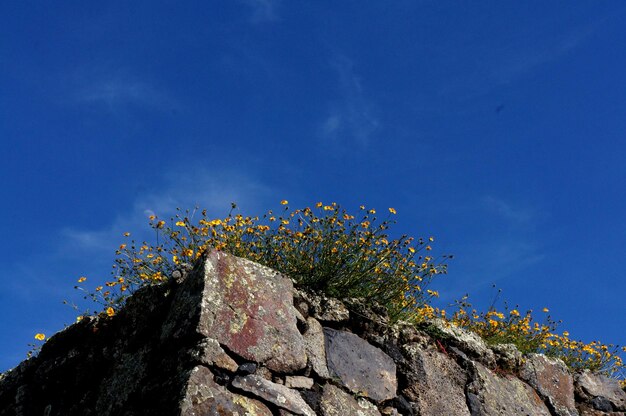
[1,250,624,415]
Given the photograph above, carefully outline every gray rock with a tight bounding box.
[390,321,432,347]
[181,365,272,416]
[192,337,239,372]
[319,383,381,416]
[324,328,397,402]
[237,362,258,375]
[303,317,330,378]
[295,289,350,323]
[232,374,316,416]
[284,376,315,389]
[491,343,523,371]
[425,318,496,367]
[575,370,626,412]
[467,360,552,415]
[519,354,578,416]
[401,343,470,416]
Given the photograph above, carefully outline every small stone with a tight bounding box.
[284,376,314,390]
[381,407,399,416]
[232,375,316,416]
[295,290,350,323]
[237,362,258,375]
[491,343,522,371]
[194,338,239,372]
[425,318,496,367]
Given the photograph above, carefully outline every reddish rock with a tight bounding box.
[520,354,578,416]
[195,250,307,373]
[324,328,397,402]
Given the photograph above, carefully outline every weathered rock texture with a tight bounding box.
[1,250,624,415]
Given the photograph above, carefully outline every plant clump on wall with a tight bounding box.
[63,201,624,384]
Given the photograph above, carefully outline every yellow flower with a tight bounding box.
[34,333,45,341]
[429,236,434,242]
[323,205,333,211]
[156,220,165,228]
[408,247,415,253]
[77,276,87,283]
[123,232,130,237]
[106,307,115,317]
[149,215,156,221]
[316,202,323,208]
[388,207,397,214]
[175,221,186,227]
[76,316,84,323]
[281,200,288,205]
[119,244,126,250]
[542,307,549,313]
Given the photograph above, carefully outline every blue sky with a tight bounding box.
[1,2,625,373]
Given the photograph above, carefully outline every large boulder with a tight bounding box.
[164,250,307,373]
[401,343,470,416]
[324,328,397,402]
[467,361,552,415]
[575,370,626,413]
[520,354,578,416]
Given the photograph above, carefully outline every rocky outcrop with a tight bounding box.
[1,250,624,415]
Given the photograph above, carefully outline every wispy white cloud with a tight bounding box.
[60,167,273,258]
[239,0,280,23]
[75,78,174,111]
[438,18,602,101]
[482,195,534,224]
[438,238,546,304]
[434,194,543,302]
[318,55,380,146]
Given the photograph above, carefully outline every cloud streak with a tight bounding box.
[318,55,380,147]
[239,0,280,23]
[60,167,273,259]
[482,195,534,224]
